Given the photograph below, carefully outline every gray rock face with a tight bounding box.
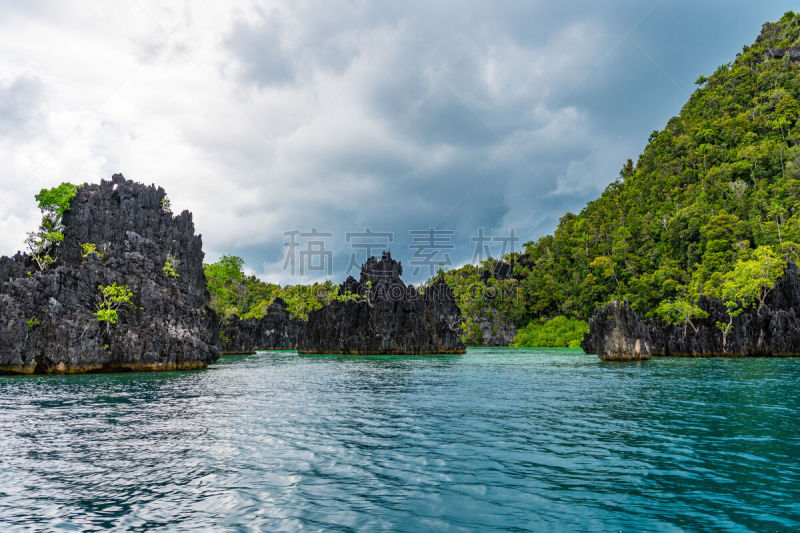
[583,261,800,358]
[581,301,652,361]
[475,315,517,346]
[648,261,800,357]
[479,261,515,282]
[765,46,800,61]
[297,252,466,354]
[218,298,301,353]
[0,174,219,373]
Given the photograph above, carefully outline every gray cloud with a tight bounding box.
[210,0,800,282]
[0,75,45,136]
[0,1,797,284]
[226,11,295,86]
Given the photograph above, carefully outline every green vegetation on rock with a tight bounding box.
[513,316,589,348]
[25,183,79,271]
[163,254,180,279]
[655,299,708,335]
[94,283,134,335]
[81,243,103,260]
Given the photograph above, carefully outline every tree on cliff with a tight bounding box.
[713,246,784,350]
[94,283,134,336]
[718,246,785,311]
[25,183,79,271]
[655,299,709,340]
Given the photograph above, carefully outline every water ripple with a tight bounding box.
[0,348,798,531]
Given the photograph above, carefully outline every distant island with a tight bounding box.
[298,252,465,355]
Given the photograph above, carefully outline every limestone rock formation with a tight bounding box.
[474,315,517,346]
[764,46,800,61]
[218,298,301,353]
[583,261,800,358]
[0,174,219,373]
[581,301,652,361]
[648,261,800,357]
[297,252,466,354]
[479,261,515,283]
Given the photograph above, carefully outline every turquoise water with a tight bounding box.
[0,348,798,532]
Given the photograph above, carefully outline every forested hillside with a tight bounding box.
[444,12,800,344]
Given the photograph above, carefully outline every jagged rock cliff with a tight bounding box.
[583,261,800,359]
[581,301,652,361]
[649,261,800,356]
[218,297,301,353]
[0,174,219,373]
[297,252,466,354]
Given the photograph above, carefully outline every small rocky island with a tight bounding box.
[298,251,466,354]
[0,175,219,373]
[581,301,653,361]
[583,261,800,360]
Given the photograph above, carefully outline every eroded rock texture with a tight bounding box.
[765,46,800,61]
[0,174,219,373]
[581,301,652,361]
[474,315,517,346]
[583,261,800,359]
[297,252,466,354]
[218,298,301,353]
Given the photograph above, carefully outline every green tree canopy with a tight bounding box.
[25,182,79,271]
[203,256,340,321]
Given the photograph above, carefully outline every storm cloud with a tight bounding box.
[0,1,795,283]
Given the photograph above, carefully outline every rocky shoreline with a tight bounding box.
[217,297,301,354]
[8,175,800,372]
[0,177,468,373]
[582,261,800,361]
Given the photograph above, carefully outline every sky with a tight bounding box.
[0,1,797,284]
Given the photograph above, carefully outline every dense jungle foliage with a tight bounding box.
[513,316,589,348]
[204,255,341,322]
[442,12,800,343]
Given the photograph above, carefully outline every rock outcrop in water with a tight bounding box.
[297,251,466,354]
[583,261,800,359]
[581,301,652,361]
[474,315,517,346]
[218,297,301,354]
[0,174,219,373]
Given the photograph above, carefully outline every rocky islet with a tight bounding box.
[0,174,219,373]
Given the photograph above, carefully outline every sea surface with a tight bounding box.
[0,348,798,532]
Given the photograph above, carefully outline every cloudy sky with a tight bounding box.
[0,1,796,284]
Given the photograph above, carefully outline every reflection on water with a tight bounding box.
[0,348,798,531]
